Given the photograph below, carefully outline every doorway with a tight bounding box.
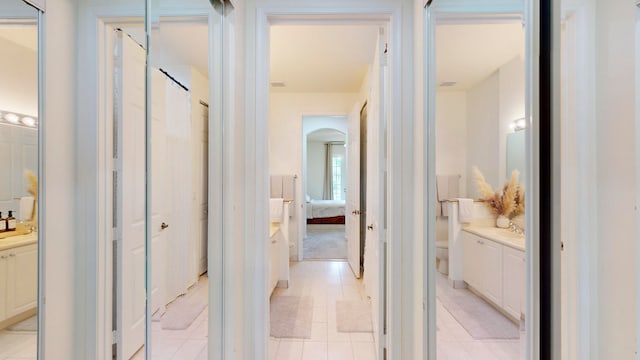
[303,126,348,260]
[268,22,386,358]
[103,17,211,359]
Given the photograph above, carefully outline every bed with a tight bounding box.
[306,199,346,224]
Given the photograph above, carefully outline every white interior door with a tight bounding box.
[194,102,209,276]
[151,69,169,310]
[115,31,146,360]
[165,80,194,298]
[346,102,362,278]
[363,27,387,352]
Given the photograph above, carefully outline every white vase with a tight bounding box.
[496,215,510,228]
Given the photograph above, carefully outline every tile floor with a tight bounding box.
[269,261,377,360]
[436,272,526,359]
[0,328,37,360]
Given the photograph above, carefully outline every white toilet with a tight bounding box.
[436,240,449,275]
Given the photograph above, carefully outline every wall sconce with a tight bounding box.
[509,118,526,132]
[0,110,38,129]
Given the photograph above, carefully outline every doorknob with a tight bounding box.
[161,222,169,230]
[352,210,360,215]
[367,224,374,231]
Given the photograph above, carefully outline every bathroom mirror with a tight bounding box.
[507,129,526,182]
[0,0,40,359]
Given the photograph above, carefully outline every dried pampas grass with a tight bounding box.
[473,167,525,219]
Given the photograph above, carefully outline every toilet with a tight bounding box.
[436,240,449,275]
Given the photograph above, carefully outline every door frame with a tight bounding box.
[250,2,415,358]
[75,3,225,358]
[422,0,545,358]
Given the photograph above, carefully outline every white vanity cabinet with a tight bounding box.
[462,229,525,322]
[0,243,37,324]
[462,231,503,307]
[503,246,525,320]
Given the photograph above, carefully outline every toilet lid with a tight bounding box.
[436,240,448,248]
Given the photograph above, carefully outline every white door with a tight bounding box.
[194,102,209,276]
[346,101,362,278]
[363,27,387,351]
[5,244,37,318]
[151,69,169,310]
[115,31,146,360]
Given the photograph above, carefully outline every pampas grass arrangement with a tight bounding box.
[472,166,524,219]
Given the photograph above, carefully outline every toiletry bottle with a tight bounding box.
[0,212,5,233]
[6,211,16,232]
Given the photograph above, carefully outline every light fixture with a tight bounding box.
[511,117,526,132]
[0,110,38,129]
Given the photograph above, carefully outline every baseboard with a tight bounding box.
[448,279,467,289]
[277,280,289,289]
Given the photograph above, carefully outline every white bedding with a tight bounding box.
[306,199,346,219]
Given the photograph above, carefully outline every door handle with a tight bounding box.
[352,210,360,215]
[367,224,374,231]
[161,222,169,230]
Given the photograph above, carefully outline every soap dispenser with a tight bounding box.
[6,211,16,232]
[0,212,5,233]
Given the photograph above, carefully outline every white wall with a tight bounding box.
[594,0,637,357]
[436,91,468,196]
[0,36,37,116]
[45,0,77,358]
[270,93,356,257]
[307,141,326,200]
[466,71,500,196]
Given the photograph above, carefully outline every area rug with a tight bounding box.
[161,279,208,330]
[270,295,313,339]
[7,315,37,332]
[436,275,519,339]
[336,300,373,332]
[304,225,347,260]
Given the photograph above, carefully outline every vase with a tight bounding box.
[496,215,510,228]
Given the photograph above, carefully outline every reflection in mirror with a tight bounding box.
[433,18,526,359]
[115,15,210,359]
[0,1,39,359]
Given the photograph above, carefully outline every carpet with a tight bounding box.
[336,300,373,332]
[270,296,314,339]
[304,225,347,260]
[7,315,37,332]
[161,279,208,330]
[436,275,519,339]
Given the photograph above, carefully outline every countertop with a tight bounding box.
[463,225,525,251]
[0,232,37,251]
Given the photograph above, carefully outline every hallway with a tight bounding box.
[269,261,376,360]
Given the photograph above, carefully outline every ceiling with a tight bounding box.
[119,21,523,95]
[270,25,379,93]
[436,22,525,91]
[0,26,37,51]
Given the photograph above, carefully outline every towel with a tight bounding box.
[19,196,35,221]
[270,198,284,223]
[436,175,460,217]
[282,175,295,201]
[270,176,283,198]
[457,198,474,223]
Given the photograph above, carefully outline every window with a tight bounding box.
[332,155,344,200]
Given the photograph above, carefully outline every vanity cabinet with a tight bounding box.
[462,230,525,321]
[0,243,37,324]
[462,232,503,307]
[503,246,525,320]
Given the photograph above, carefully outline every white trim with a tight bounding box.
[36,9,45,360]
[423,2,540,359]
[249,2,412,357]
[76,3,224,358]
[636,6,640,360]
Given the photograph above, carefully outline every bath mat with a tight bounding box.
[336,300,373,332]
[437,275,519,339]
[304,225,347,260]
[270,296,313,338]
[7,315,37,332]
[161,280,208,330]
